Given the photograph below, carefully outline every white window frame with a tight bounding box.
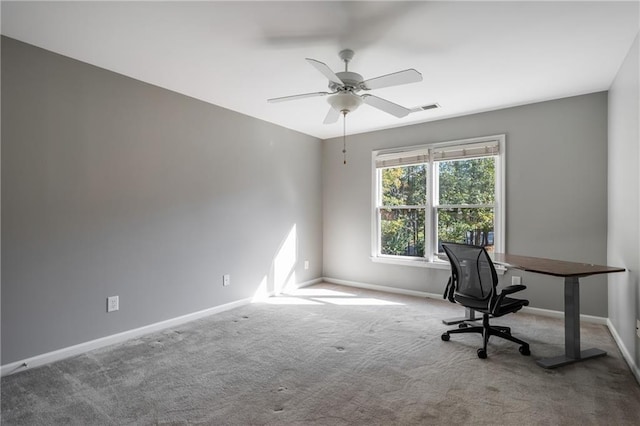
[371,134,505,269]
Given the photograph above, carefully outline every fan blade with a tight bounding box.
[323,107,340,124]
[362,94,411,118]
[267,92,331,103]
[361,69,422,90]
[306,58,344,86]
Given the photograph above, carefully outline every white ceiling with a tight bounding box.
[2,1,639,139]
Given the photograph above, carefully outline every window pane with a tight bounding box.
[437,207,494,253]
[381,165,426,206]
[380,208,425,257]
[438,157,495,205]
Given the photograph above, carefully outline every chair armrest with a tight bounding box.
[500,284,526,295]
[490,285,527,314]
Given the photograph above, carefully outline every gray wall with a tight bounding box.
[608,33,640,371]
[323,92,609,317]
[1,37,323,364]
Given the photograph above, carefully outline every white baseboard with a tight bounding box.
[252,278,324,300]
[323,276,608,325]
[606,319,640,385]
[1,297,252,377]
[322,277,444,300]
[288,277,324,290]
[521,306,607,325]
[1,277,326,378]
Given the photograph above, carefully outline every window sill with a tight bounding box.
[370,256,451,270]
[370,255,506,274]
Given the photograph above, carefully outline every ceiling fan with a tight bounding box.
[267,49,423,124]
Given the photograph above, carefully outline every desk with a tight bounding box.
[493,253,625,368]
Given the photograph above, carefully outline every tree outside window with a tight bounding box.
[436,157,495,252]
[380,165,426,257]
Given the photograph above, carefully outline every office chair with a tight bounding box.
[440,242,531,359]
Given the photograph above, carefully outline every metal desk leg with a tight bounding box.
[537,277,607,368]
[442,307,480,325]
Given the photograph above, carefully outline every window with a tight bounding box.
[372,135,505,265]
[379,163,427,257]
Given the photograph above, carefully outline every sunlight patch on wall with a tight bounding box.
[250,224,405,306]
[252,276,270,302]
[274,224,297,295]
[252,224,299,302]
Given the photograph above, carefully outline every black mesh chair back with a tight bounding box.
[443,243,497,303]
[440,242,530,359]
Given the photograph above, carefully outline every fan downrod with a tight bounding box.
[339,49,355,70]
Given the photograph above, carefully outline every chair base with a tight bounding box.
[441,313,530,358]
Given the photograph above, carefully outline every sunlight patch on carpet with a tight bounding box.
[311,297,404,306]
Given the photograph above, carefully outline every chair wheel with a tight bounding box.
[441,333,450,341]
[477,348,487,359]
[519,345,531,356]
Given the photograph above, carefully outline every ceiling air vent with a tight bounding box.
[411,103,440,113]
[419,103,440,111]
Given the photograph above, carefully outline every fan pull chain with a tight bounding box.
[342,111,347,165]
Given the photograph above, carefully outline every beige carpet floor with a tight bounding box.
[2,283,639,425]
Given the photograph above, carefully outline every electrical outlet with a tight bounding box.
[512,276,522,285]
[223,274,231,287]
[304,260,309,270]
[107,296,119,313]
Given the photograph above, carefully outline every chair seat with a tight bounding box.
[454,295,489,312]
[454,295,529,317]
[494,296,529,316]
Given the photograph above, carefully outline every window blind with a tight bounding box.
[375,149,430,168]
[432,140,499,161]
[375,139,499,169]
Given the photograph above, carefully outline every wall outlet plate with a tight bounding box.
[511,276,522,285]
[304,260,309,270]
[223,274,231,287]
[637,319,640,338]
[107,296,119,313]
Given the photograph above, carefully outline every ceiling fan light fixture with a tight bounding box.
[327,92,363,114]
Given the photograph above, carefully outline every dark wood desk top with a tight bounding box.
[492,253,625,278]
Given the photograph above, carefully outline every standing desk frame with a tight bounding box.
[491,253,625,368]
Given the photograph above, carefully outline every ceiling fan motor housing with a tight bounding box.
[330,71,364,92]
